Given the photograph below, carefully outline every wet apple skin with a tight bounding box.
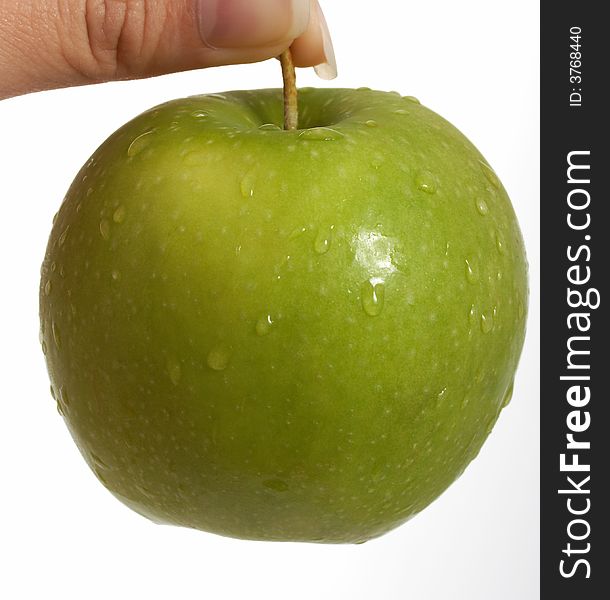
[40,89,528,543]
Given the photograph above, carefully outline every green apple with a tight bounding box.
[40,88,527,543]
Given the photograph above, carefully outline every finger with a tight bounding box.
[0,0,317,99]
[291,0,336,80]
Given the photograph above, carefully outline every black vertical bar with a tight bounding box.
[541,2,607,598]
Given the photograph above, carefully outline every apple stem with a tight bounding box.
[279,48,298,130]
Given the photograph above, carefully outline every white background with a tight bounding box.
[0,1,540,598]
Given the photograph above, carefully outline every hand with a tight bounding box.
[0,0,336,100]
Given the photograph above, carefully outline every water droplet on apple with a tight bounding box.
[41,339,48,355]
[479,160,500,189]
[357,86,372,92]
[240,174,255,198]
[394,109,409,115]
[468,304,477,326]
[167,358,182,385]
[50,261,56,272]
[44,280,52,296]
[99,219,110,240]
[191,110,207,119]
[403,96,421,104]
[90,452,108,470]
[93,465,109,486]
[127,130,154,157]
[49,385,56,400]
[289,226,307,240]
[480,310,494,333]
[111,269,121,281]
[361,279,385,317]
[314,225,335,254]
[258,123,281,131]
[263,478,289,492]
[113,205,126,223]
[464,259,478,284]
[207,93,228,101]
[57,386,70,414]
[365,120,378,128]
[475,198,489,215]
[52,211,59,225]
[354,539,369,545]
[415,170,438,194]
[436,387,448,406]
[256,314,274,336]
[495,230,506,255]
[58,225,69,247]
[207,347,230,371]
[501,381,514,408]
[51,321,61,349]
[298,127,344,141]
[59,385,70,412]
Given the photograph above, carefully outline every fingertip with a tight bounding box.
[290,1,336,79]
[197,0,311,49]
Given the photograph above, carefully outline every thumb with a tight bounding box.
[0,0,335,100]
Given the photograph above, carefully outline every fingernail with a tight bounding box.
[198,0,310,49]
[313,2,337,80]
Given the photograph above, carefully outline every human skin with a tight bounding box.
[0,0,336,99]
